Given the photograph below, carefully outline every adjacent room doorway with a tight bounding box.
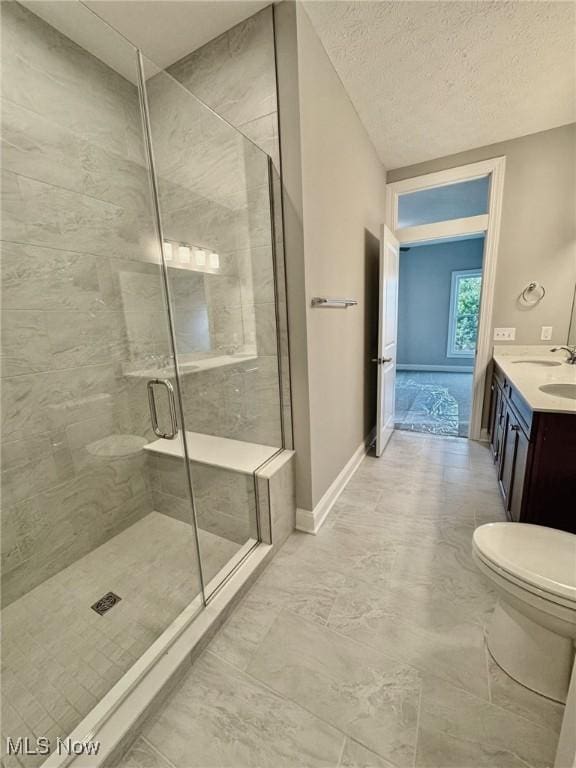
[385,157,505,440]
[395,235,484,437]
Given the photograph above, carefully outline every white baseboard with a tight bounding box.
[397,364,474,373]
[296,429,375,535]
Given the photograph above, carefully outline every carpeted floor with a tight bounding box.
[395,370,473,437]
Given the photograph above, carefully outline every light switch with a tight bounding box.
[494,327,516,341]
[540,326,553,341]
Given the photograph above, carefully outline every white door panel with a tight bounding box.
[376,226,399,457]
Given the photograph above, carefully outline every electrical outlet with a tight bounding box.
[494,327,516,341]
[540,326,553,341]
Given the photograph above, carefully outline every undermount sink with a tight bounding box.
[512,360,562,367]
[539,383,576,400]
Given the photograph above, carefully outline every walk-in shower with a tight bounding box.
[1,2,290,762]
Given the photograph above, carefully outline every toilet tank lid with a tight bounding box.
[474,523,576,600]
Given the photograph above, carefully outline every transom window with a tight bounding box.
[447,269,482,357]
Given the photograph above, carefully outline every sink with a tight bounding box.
[512,360,562,367]
[539,383,576,400]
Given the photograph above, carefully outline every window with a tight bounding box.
[397,177,490,228]
[447,269,482,357]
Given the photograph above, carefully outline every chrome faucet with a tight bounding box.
[550,346,576,364]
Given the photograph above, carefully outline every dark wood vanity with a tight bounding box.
[487,360,576,534]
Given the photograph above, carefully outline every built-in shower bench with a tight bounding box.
[143,430,279,474]
[143,431,295,549]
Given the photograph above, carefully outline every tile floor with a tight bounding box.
[395,371,474,437]
[1,513,240,768]
[120,431,564,768]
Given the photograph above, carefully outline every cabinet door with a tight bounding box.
[488,380,499,459]
[490,383,505,464]
[498,407,517,513]
[509,425,528,522]
[498,406,529,520]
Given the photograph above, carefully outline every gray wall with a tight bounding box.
[388,124,576,346]
[398,239,484,368]
[275,4,386,511]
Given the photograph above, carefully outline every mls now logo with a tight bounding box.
[6,737,101,756]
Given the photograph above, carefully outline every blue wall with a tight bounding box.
[397,237,484,368]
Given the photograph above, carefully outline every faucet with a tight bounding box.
[550,346,576,364]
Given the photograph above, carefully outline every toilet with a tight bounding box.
[473,522,576,703]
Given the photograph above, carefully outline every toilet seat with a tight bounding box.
[473,523,576,607]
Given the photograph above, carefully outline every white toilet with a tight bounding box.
[473,522,576,703]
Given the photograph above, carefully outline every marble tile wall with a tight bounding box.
[0,3,184,604]
[148,454,258,545]
[165,6,292,448]
[1,1,291,605]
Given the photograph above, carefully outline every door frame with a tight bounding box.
[385,156,506,441]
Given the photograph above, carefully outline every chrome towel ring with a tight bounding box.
[520,281,546,306]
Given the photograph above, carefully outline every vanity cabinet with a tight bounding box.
[487,361,576,533]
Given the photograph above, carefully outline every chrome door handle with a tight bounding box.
[371,358,380,363]
[147,379,178,439]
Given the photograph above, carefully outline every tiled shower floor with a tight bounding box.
[120,432,563,767]
[395,370,474,437]
[0,513,239,767]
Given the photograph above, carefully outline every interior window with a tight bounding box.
[398,177,490,228]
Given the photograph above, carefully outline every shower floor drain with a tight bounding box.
[91,592,122,615]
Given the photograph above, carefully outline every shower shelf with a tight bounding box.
[144,430,280,474]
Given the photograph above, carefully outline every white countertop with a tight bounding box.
[493,346,576,414]
[144,430,281,474]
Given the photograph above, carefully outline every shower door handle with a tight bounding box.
[147,379,178,439]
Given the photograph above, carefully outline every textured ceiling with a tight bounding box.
[304,1,576,169]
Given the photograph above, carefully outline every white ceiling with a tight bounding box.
[83,0,268,69]
[304,0,576,169]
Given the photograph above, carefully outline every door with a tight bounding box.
[498,404,527,519]
[376,225,400,456]
[489,377,504,464]
[509,425,528,522]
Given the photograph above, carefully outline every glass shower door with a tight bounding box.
[1,3,204,758]
[140,59,284,595]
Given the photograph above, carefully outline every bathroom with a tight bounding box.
[0,1,575,767]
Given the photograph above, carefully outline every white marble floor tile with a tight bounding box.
[327,579,489,700]
[415,675,560,768]
[119,431,563,768]
[247,610,423,767]
[340,738,397,767]
[141,651,345,768]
